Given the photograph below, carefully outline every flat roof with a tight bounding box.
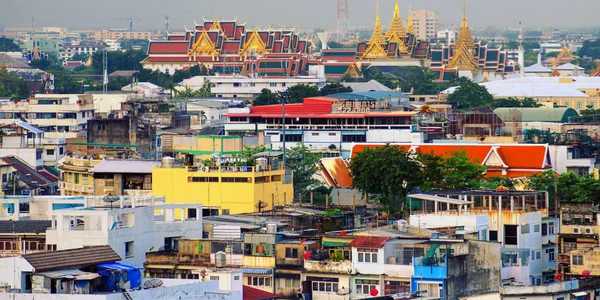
[91,160,156,174]
[408,193,472,205]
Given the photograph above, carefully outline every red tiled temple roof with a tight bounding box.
[243,286,279,300]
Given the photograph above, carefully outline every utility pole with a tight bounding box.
[278,91,288,167]
[102,49,108,94]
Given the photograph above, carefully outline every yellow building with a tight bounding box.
[152,153,293,215]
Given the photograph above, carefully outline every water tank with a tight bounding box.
[397,220,408,232]
[162,156,174,168]
[255,157,268,171]
[215,251,227,268]
[266,223,277,234]
[184,153,195,167]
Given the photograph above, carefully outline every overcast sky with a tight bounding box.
[1,0,599,32]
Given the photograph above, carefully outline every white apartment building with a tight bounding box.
[0,95,95,166]
[412,9,439,40]
[59,42,104,61]
[408,191,550,286]
[179,75,327,99]
[437,29,457,44]
[45,195,203,267]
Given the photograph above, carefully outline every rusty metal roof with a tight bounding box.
[22,245,121,272]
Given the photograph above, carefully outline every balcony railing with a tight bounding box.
[303,259,353,274]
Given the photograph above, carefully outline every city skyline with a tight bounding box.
[1,0,600,33]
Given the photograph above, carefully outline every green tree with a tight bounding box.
[175,86,200,98]
[349,145,422,212]
[580,104,600,116]
[285,84,320,103]
[285,143,322,201]
[0,37,20,52]
[492,97,542,108]
[253,88,281,106]
[439,150,487,190]
[447,78,494,109]
[0,69,30,99]
[48,69,83,94]
[91,49,147,74]
[578,39,600,60]
[320,82,352,96]
[197,78,214,97]
[69,53,89,62]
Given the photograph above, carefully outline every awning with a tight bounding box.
[572,292,588,297]
[16,122,43,134]
[322,237,352,247]
[240,268,273,275]
[36,269,100,280]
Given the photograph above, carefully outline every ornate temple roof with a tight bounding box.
[368,2,386,45]
[447,7,477,73]
[385,0,407,39]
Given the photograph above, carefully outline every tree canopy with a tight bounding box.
[0,37,20,52]
[0,69,30,99]
[253,88,281,106]
[528,170,600,205]
[285,143,322,201]
[578,39,600,60]
[285,84,320,103]
[446,79,494,109]
[492,97,542,108]
[91,49,146,74]
[320,82,352,96]
[349,145,487,213]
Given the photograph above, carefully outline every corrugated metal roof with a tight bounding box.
[0,220,51,233]
[23,245,121,272]
[90,160,156,174]
[348,236,390,248]
[36,269,100,280]
[239,268,273,274]
[16,122,43,134]
[493,107,579,123]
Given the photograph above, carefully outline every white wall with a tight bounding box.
[4,279,242,300]
[351,247,385,275]
[549,145,595,174]
[0,257,33,290]
[0,148,42,167]
[409,215,489,235]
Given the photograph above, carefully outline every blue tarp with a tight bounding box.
[96,262,142,291]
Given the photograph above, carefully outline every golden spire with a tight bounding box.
[385,0,407,39]
[454,1,475,49]
[368,0,386,45]
[447,0,478,74]
[407,0,415,35]
[1,55,6,70]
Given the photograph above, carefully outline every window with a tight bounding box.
[521,224,530,234]
[328,132,336,136]
[248,276,272,287]
[74,173,80,184]
[548,222,554,235]
[534,224,540,233]
[505,225,518,245]
[542,223,548,236]
[502,252,519,267]
[82,174,88,185]
[385,281,410,294]
[536,251,541,260]
[125,241,134,258]
[222,209,230,215]
[285,248,299,259]
[342,135,366,143]
[311,132,319,136]
[278,277,300,288]
[97,124,106,131]
[311,280,338,293]
[565,101,570,108]
[270,83,277,87]
[548,249,555,262]
[46,149,55,156]
[572,255,583,266]
[577,102,582,109]
[416,282,442,298]
[355,279,378,295]
[209,276,220,280]
[357,248,378,263]
[189,177,218,182]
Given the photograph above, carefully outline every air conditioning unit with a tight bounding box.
[585,228,592,234]
[573,227,581,234]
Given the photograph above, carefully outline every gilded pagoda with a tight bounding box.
[428,6,514,82]
[321,0,430,78]
[142,18,311,77]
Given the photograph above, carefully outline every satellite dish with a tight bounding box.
[103,194,120,209]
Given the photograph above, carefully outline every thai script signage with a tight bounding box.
[331,100,390,113]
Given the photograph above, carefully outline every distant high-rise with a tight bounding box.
[411,9,438,40]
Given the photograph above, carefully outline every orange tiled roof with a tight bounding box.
[415,145,491,164]
[496,145,548,169]
[320,157,353,188]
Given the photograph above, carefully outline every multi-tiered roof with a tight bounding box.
[142,18,311,77]
[429,6,514,81]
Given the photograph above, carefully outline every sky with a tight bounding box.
[1,0,599,32]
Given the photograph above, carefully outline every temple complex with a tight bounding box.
[428,6,514,82]
[320,0,430,78]
[141,18,311,77]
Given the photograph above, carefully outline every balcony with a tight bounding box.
[303,259,353,274]
[63,157,103,168]
[413,256,447,279]
[61,182,94,194]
